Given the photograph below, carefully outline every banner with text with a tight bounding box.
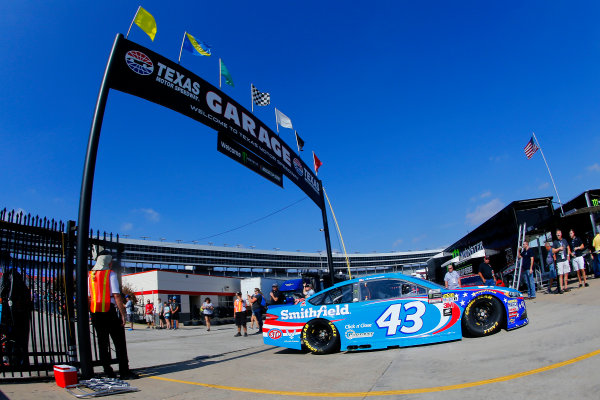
[107,35,321,206]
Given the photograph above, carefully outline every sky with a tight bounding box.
[2,1,599,254]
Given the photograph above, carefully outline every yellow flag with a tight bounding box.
[134,7,157,41]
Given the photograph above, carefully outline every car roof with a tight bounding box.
[326,272,438,290]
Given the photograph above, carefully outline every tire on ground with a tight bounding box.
[301,318,340,354]
[462,294,504,337]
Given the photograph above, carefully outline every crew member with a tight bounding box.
[478,256,495,286]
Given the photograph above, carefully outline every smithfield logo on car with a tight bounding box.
[268,329,282,340]
[125,50,154,75]
[345,330,374,340]
[293,158,304,176]
[281,304,350,320]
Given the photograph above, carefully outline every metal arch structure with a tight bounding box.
[76,33,335,377]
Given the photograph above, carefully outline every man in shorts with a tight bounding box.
[125,295,134,331]
[233,292,247,337]
[545,242,558,293]
[144,299,154,328]
[156,298,164,329]
[553,230,570,293]
[569,229,589,288]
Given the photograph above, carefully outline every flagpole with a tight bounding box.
[251,83,254,112]
[532,131,564,215]
[126,6,140,39]
[295,131,299,153]
[177,32,186,64]
[219,58,222,88]
[275,108,279,134]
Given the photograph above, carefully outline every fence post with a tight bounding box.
[65,221,78,365]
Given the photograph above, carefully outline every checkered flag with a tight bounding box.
[251,84,270,106]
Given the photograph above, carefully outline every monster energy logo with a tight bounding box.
[452,249,460,258]
[593,198,599,207]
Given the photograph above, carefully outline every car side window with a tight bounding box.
[361,279,427,301]
[308,283,357,305]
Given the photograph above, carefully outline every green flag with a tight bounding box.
[220,59,234,87]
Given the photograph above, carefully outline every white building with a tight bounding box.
[122,270,242,321]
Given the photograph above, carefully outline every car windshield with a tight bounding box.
[308,283,356,305]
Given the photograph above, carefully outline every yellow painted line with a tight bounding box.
[147,348,600,397]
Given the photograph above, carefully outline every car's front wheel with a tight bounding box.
[302,319,340,354]
[463,295,504,337]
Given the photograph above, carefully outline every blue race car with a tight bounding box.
[263,273,528,354]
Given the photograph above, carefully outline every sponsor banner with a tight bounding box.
[217,132,283,188]
[108,36,322,206]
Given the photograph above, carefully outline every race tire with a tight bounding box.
[462,295,504,337]
[301,319,340,354]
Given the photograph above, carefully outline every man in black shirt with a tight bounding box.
[478,256,495,286]
[269,284,285,305]
[519,241,536,299]
[569,229,589,288]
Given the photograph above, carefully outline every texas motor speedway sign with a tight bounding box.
[107,36,321,206]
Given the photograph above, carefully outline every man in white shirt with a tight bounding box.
[444,264,461,289]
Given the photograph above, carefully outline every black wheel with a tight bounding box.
[301,319,340,354]
[463,295,504,337]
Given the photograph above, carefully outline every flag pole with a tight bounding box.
[295,131,299,153]
[177,32,186,64]
[251,83,254,112]
[275,108,279,133]
[532,131,564,215]
[126,6,140,39]
[219,58,222,88]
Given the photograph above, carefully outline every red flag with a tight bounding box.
[313,152,323,175]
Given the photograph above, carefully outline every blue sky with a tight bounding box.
[1,1,599,253]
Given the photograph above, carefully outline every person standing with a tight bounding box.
[303,283,315,297]
[201,297,214,331]
[269,284,284,305]
[233,292,248,337]
[592,227,600,279]
[156,298,164,329]
[478,256,496,286]
[144,299,154,329]
[553,230,570,293]
[248,288,264,334]
[444,264,461,289]
[545,242,559,293]
[87,254,137,380]
[569,229,589,288]
[170,298,180,330]
[163,301,171,330]
[519,241,536,299]
[124,295,134,331]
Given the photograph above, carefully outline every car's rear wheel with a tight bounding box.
[463,295,504,337]
[302,319,340,354]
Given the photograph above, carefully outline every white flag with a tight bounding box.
[275,108,293,130]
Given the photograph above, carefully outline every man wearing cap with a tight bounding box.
[269,283,285,305]
[444,264,461,289]
[88,253,137,379]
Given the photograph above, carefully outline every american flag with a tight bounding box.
[524,137,539,159]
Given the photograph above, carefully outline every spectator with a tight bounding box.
[201,297,214,331]
[269,284,284,305]
[144,299,154,329]
[156,298,164,329]
[553,230,570,293]
[87,254,137,380]
[519,241,536,299]
[444,264,461,289]
[569,229,589,288]
[303,283,315,297]
[163,301,171,330]
[592,227,600,279]
[125,295,134,331]
[170,298,180,330]
[248,288,264,334]
[478,256,496,286]
[545,242,559,293]
[233,292,248,337]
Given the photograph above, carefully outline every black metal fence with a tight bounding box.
[0,209,125,379]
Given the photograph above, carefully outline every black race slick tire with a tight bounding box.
[463,295,504,337]
[302,319,340,354]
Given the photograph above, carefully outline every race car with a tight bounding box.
[263,272,528,354]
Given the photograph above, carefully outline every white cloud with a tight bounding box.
[587,163,600,172]
[121,222,133,231]
[470,190,492,202]
[466,198,504,226]
[412,234,427,244]
[392,239,403,247]
[538,182,549,190]
[138,208,160,222]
